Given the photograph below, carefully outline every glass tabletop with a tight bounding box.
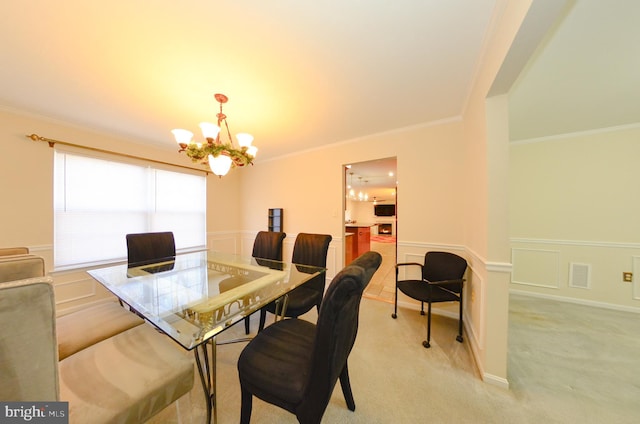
[87,250,325,350]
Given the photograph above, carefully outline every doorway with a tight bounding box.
[343,157,397,303]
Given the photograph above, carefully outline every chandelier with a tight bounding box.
[172,93,257,176]
[347,173,369,201]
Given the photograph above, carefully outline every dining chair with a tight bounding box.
[237,250,382,424]
[126,231,176,266]
[124,231,176,314]
[220,231,287,334]
[258,233,332,332]
[0,277,59,400]
[392,251,467,348]
[0,246,29,257]
[0,254,45,283]
[252,231,286,262]
[245,231,287,333]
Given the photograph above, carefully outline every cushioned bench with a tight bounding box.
[1,277,194,423]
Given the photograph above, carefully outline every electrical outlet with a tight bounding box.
[623,272,633,282]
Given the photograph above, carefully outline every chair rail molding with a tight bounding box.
[511,237,640,250]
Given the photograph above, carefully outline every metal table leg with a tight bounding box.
[192,293,291,423]
[194,336,217,424]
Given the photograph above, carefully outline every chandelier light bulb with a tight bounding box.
[199,122,221,140]
[236,133,254,148]
[208,154,233,176]
[171,129,194,146]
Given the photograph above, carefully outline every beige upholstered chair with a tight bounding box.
[0,254,45,283]
[0,253,146,359]
[0,246,30,256]
[0,253,145,359]
[0,276,59,400]
[0,277,195,423]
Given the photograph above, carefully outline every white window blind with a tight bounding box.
[54,150,206,269]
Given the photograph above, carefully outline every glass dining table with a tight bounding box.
[87,250,326,424]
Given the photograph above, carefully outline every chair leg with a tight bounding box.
[258,308,267,332]
[240,386,253,424]
[244,316,250,335]
[456,293,464,343]
[423,302,432,348]
[391,281,398,319]
[339,364,356,411]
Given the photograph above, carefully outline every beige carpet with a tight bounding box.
[149,281,640,423]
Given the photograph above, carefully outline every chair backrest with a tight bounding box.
[0,247,29,257]
[252,231,286,261]
[422,251,467,290]
[0,277,59,401]
[291,233,332,293]
[0,255,45,283]
[126,232,176,266]
[298,251,382,421]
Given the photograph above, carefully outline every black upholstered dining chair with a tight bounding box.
[392,251,467,348]
[252,231,286,262]
[258,233,332,332]
[124,232,176,311]
[125,231,176,266]
[245,231,286,333]
[237,250,382,424]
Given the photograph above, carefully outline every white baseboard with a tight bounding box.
[510,289,640,314]
[483,373,510,389]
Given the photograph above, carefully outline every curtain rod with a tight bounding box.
[26,133,210,175]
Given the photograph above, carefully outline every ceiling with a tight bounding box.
[346,157,397,203]
[509,0,640,141]
[1,0,497,162]
[1,1,636,166]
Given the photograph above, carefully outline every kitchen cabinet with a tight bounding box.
[345,225,371,261]
[345,232,354,265]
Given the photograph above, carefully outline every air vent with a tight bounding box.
[569,263,591,289]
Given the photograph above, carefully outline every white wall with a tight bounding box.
[510,125,640,311]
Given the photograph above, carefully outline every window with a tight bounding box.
[54,149,206,269]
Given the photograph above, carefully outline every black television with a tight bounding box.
[374,204,395,217]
